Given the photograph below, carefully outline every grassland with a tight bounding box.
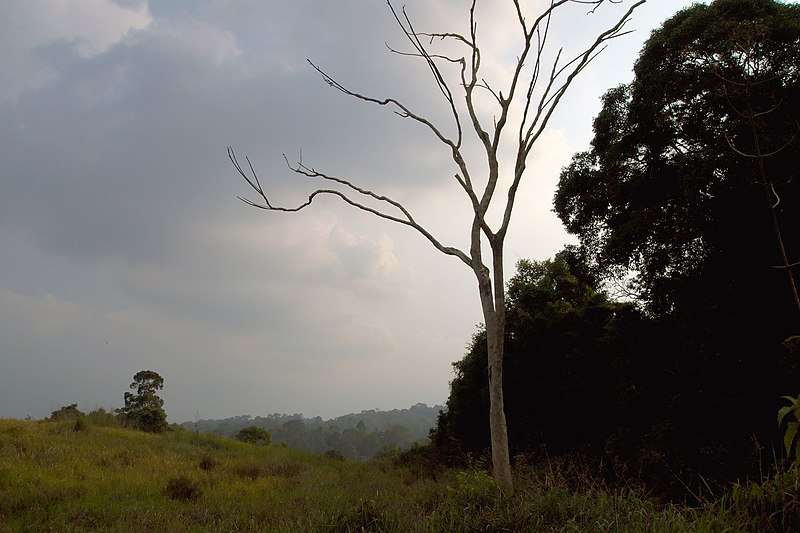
[0,418,796,532]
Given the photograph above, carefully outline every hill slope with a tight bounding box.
[1,418,795,532]
[0,418,434,531]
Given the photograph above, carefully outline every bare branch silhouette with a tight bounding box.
[231,0,646,490]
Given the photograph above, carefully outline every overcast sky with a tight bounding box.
[1,0,697,422]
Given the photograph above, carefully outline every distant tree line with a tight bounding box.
[185,403,443,461]
[431,0,800,500]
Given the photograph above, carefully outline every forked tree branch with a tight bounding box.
[232,0,646,273]
[229,147,471,266]
[498,0,645,240]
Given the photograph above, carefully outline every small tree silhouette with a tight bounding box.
[118,370,168,433]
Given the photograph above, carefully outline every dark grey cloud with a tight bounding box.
[1,0,465,262]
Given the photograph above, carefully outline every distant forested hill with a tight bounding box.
[182,403,443,460]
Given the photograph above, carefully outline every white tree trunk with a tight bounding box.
[232,0,647,497]
[476,253,512,491]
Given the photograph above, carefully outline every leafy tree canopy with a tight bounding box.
[118,370,168,433]
[533,0,800,494]
[49,404,84,421]
[432,250,640,461]
[555,0,800,315]
[235,426,272,446]
[438,2,800,487]
[434,247,800,496]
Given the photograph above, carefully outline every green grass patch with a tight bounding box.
[0,418,796,531]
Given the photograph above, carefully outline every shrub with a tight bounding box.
[198,455,215,471]
[373,445,400,461]
[323,449,345,461]
[393,444,444,480]
[165,476,201,502]
[73,416,88,432]
[49,404,84,421]
[235,426,271,446]
[86,407,120,427]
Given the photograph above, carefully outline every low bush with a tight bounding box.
[235,426,271,446]
[323,449,345,461]
[49,404,84,421]
[73,415,88,432]
[164,475,202,502]
[198,454,215,471]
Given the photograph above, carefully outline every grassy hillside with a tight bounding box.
[0,418,796,532]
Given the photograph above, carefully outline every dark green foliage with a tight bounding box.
[433,248,800,498]
[430,331,490,461]
[433,251,640,462]
[323,449,345,461]
[781,339,800,460]
[198,454,215,471]
[49,404,84,421]
[86,407,120,427]
[555,0,800,316]
[779,394,800,460]
[392,444,445,482]
[785,336,800,356]
[540,0,800,495]
[234,425,271,446]
[72,415,88,432]
[502,252,633,456]
[164,475,201,502]
[48,404,89,433]
[721,463,800,532]
[131,406,167,434]
[118,370,168,433]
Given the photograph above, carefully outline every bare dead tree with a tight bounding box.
[231,0,645,492]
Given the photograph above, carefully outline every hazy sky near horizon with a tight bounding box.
[1,0,696,422]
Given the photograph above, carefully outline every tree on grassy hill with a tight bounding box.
[231,0,645,491]
[49,403,84,421]
[118,370,168,433]
[236,426,272,446]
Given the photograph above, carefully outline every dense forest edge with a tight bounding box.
[428,0,800,505]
